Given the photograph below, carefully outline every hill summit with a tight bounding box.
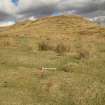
[1,15,105,36]
[1,15,105,49]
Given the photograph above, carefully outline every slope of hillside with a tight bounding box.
[0,15,104,35]
[0,15,105,105]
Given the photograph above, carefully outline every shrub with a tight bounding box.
[38,39,51,51]
[38,39,70,55]
[55,42,70,55]
[61,63,77,73]
[77,48,90,59]
[2,81,8,88]
[45,80,54,92]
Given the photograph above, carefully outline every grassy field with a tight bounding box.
[0,15,105,105]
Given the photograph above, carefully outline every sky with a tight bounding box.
[0,0,105,23]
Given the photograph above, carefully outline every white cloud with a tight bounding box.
[0,21,15,27]
[16,0,60,20]
[57,0,105,17]
[0,0,60,20]
[0,0,105,22]
[0,0,16,14]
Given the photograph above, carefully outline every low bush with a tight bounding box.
[38,39,52,51]
[55,42,70,55]
[38,39,70,55]
[77,48,90,60]
[61,63,77,73]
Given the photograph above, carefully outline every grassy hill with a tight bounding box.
[0,15,105,105]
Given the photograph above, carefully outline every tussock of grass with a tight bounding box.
[55,42,70,55]
[38,38,53,51]
[38,39,70,55]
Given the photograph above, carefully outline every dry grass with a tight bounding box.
[38,39,70,55]
[0,15,105,105]
[55,42,70,55]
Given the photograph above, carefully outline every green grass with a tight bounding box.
[0,15,105,105]
[0,41,105,105]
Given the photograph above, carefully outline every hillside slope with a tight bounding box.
[1,15,105,35]
[0,15,105,105]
